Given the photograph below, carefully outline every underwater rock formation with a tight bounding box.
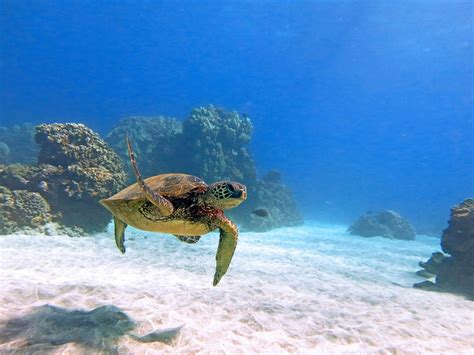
[440,199,474,260]
[179,107,300,231]
[105,116,182,179]
[414,199,474,297]
[0,186,52,234]
[0,123,38,165]
[0,124,126,234]
[106,106,302,232]
[415,251,446,278]
[177,105,256,185]
[235,170,302,231]
[348,210,416,240]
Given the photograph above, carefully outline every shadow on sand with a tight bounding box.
[0,304,183,353]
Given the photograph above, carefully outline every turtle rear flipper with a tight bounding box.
[114,216,127,254]
[174,235,201,244]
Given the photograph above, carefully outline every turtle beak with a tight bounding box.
[229,183,247,201]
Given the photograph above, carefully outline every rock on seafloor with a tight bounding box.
[105,115,182,179]
[348,210,416,240]
[414,199,474,297]
[239,170,302,231]
[0,107,302,234]
[0,186,52,234]
[179,105,255,185]
[106,105,302,231]
[416,251,446,277]
[0,123,127,235]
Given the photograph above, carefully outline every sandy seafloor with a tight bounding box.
[0,222,473,354]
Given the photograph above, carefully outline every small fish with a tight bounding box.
[252,208,269,218]
[37,180,48,192]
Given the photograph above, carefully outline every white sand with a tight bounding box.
[1,223,473,354]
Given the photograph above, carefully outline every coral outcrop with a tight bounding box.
[0,186,52,234]
[0,123,38,164]
[178,106,256,185]
[0,124,126,235]
[348,210,416,240]
[1,106,301,234]
[105,116,182,178]
[106,106,302,231]
[415,252,446,278]
[236,170,302,231]
[414,199,474,297]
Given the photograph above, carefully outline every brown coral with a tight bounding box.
[0,186,52,234]
[0,124,127,234]
[414,199,474,297]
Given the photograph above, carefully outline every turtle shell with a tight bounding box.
[108,173,208,201]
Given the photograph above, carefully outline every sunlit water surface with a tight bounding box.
[1,222,473,353]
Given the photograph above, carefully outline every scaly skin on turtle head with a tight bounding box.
[203,181,247,210]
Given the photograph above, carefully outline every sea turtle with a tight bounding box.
[100,137,247,286]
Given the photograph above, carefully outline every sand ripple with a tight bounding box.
[0,223,473,353]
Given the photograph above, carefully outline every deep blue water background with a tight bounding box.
[1,1,472,231]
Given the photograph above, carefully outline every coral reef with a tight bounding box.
[414,199,474,297]
[0,124,126,235]
[105,116,182,179]
[348,210,416,240]
[106,106,302,231]
[0,186,52,234]
[105,107,255,184]
[440,199,474,259]
[233,170,302,231]
[177,105,256,185]
[0,107,301,235]
[0,123,38,164]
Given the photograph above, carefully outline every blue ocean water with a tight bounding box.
[1,1,472,231]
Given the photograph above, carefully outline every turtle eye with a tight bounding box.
[227,183,243,198]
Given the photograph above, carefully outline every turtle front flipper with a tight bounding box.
[174,235,202,244]
[114,216,128,254]
[213,215,238,286]
[126,136,174,216]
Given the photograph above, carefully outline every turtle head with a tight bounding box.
[205,181,247,209]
